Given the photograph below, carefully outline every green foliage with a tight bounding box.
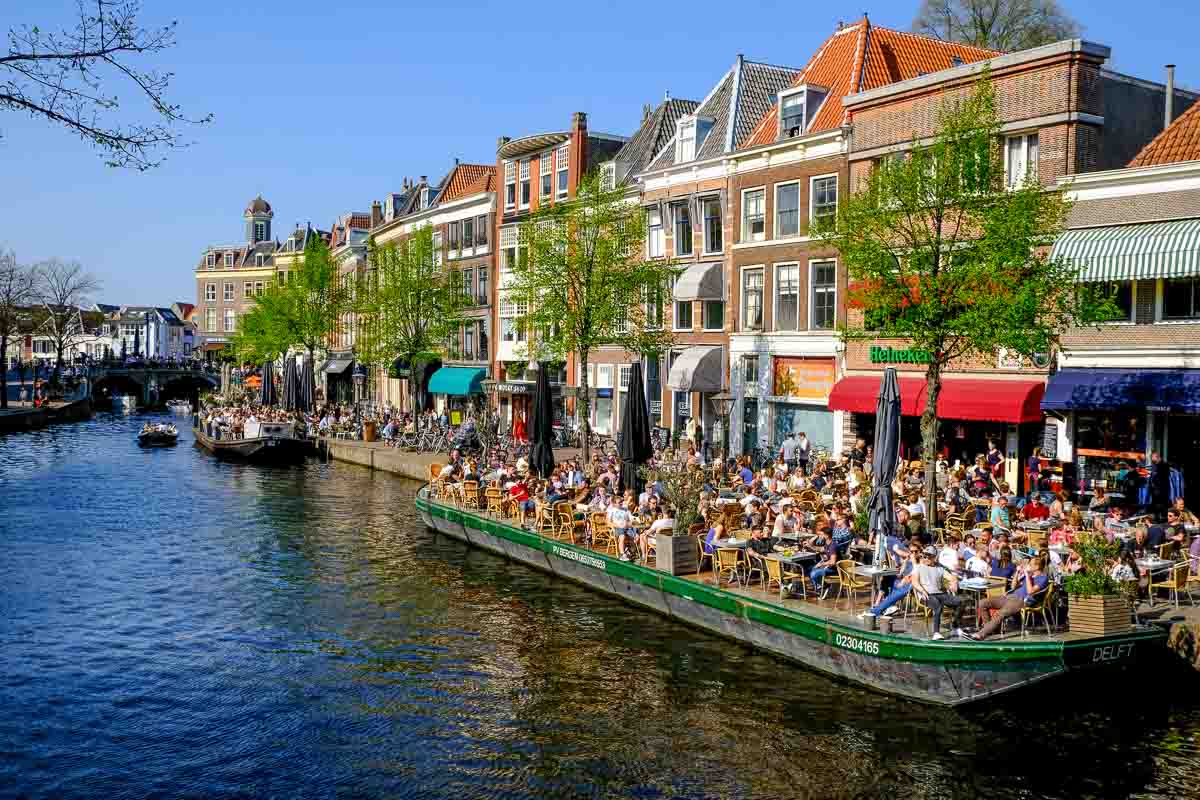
[354,226,470,381]
[233,237,348,359]
[508,171,679,456]
[1063,537,1123,598]
[641,461,707,533]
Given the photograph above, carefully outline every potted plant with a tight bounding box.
[641,461,708,575]
[1063,537,1132,636]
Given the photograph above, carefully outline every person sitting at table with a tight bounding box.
[772,503,800,539]
[640,509,673,559]
[1021,494,1049,521]
[809,462,829,492]
[737,459,754,486]
[1089,486,1110,511]
[703,522,726,555]
[906,492,927,518]
[639,492,660,519]
[965,556,1049,640]
[991,545,1017,588]
[1109,550,1137,582]
[861,546,920,619]
[939,535,963,574]
[1157,508,1187,554]
[1172,496,1198,526]
[607,498,636,561]
[969,456,995,497]
[1048,490,1067,520]
[1122,526,1152,560]
[912,547,964,640]
[508,478,535,523]
[961,533,978,562]
[831,513,854,556]
[894,507,927,545]
[747,526,778,558]
[966,545,992,578]
[989,495,1011,531]
[1097,505,1126,538]
[588,486,611,514]
[808,534,841,600]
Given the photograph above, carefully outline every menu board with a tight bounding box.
[1042,420,1058,460]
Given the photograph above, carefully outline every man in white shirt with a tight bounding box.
[938,535,963,573]
[607,500,635,561]
[780,433,798,471]
[913,547,963,640]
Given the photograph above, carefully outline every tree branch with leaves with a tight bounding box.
[509,172,679,461]
[32,258,101,384]
[819,76,1113,520]
[2,0,211,170]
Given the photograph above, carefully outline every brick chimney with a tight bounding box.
[370,200,383,228]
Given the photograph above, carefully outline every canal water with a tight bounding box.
[1,414,1197,799]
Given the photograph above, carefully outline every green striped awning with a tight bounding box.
[1052,219,1200,282]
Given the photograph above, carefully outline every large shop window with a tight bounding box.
[1075,411,1144,454]
[773,404,833,453]
[1164,277,1200,320]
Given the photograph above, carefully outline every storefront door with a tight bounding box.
[594,397,612,435]
[742,399,759,455]
[1168,414,1200,506]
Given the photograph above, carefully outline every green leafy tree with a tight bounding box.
[232,237,347,366]
[509,172,678,461]
[0,250,36,410]
[353,225,470,412]
[913,0,1080,51]
[819,77,1113,519]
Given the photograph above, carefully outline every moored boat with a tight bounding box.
[193,418,309,464]
[137,423,178,447]
[167,399,192,414]
[112,395,137,412]
[416,487,1165,707]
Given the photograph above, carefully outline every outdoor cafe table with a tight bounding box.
[959,577,992,623]
[855,564,898,597]
[1137,557,1176,607]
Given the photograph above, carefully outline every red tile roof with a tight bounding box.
[1129,100,1200,167]
[741,17,997,148]
[439,163,496,203]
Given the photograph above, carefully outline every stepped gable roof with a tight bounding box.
[438,163,497,203]
[613,97,700,180]
[1130,99,1200,167]
[740,17,997,148]
[646,58,800,171]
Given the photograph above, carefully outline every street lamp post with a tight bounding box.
[709,390,736,466]
[352,363,367,404]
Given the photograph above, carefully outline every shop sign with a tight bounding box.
[650,401,662,416]
[497,382,532,394]
[773,357,836,400]
[596,388,613,398]
[869,345,931,365]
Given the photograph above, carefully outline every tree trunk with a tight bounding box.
[0,336,8,410]
[578,349,591,464]
[922,360,943,527]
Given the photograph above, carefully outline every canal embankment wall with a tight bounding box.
[0,398,92,434]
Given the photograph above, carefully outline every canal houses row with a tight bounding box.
[192,16,1200,495]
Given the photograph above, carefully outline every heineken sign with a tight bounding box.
[870,345,932,364]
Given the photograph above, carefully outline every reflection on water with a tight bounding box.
[0,413,1197,799]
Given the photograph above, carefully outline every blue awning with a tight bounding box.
[427,367,486,396]
[1042,368,1200,413]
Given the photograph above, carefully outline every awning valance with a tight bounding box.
[1042,368,1200,413]
[673,261,724,301]
[666,346,723,392]
[428,366,486,396]
[322,358,353,374]
[1051,219,1200,282]
[829,376,1045,423]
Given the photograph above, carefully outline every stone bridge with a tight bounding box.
[90,365,218,407]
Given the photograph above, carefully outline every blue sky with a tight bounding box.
[2,0,1198,307]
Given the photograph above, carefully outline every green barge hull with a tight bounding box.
[416,488,1163,706]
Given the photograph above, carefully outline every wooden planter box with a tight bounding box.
[363,422,377,442]
[1069,594,1132,636]
[657,532,698,575]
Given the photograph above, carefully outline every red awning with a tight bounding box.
[828,376,1045,423]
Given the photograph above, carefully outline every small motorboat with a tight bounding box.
[113,395,137,412]
[167,399,192,414]
[138,422,179,447]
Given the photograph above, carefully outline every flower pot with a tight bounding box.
[1068,594,1131,636]
[656,532,698,575]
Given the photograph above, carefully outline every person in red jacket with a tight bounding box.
[1021,494,1050,521]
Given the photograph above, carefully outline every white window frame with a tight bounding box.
[597,364,614,389]
[701,195,723,254]
[255,253,266,267]
[224,308,236,332]
[809,173,839,227]
[702,299,724,332]
[773,262,801,332]
[224,252,234,268]
[741,187,766,243]
[1005,132,1039,188]
[671,200,692,256]
[254,221,266,242]
[540,150,553,202]
[504,160,516,210]
[647,207,664,258]
[206,252,216,269]
[205,308,216,331]
[774,181,801,239]
[741,265,764,332]
[244,281,254,299]
[619,364,632,390]
[675,117,697,163]
[674,299,693,332]
[808,259,838,331]
[205,283,216,301]
[432,231,443,267]
[519,159,531,210]
[223,282,234,302]
[556,142,570,198]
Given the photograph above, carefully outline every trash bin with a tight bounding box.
[363,421,377,442]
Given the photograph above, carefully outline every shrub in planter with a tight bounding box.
[1063,537,1131,635]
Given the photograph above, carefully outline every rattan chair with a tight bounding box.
[714,547,744,588]
[461,481,480,509]
[1150,561,1192,609]
[835,558,872,612]
[484,486,504,515]
[1019,582,1056,637]
[590,512,616,555]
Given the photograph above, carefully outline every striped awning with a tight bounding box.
[1051,219,1200,282]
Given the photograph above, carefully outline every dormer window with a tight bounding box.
[676,118,696,162]
[778,84,828,139]
[420,187,430,209]
[206,253,216,269]
[224,252,234,268]
[255,253,266,267]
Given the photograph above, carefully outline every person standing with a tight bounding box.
[780,432,798,472]
[1149,452,1171,522]
[796,431,811,475]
